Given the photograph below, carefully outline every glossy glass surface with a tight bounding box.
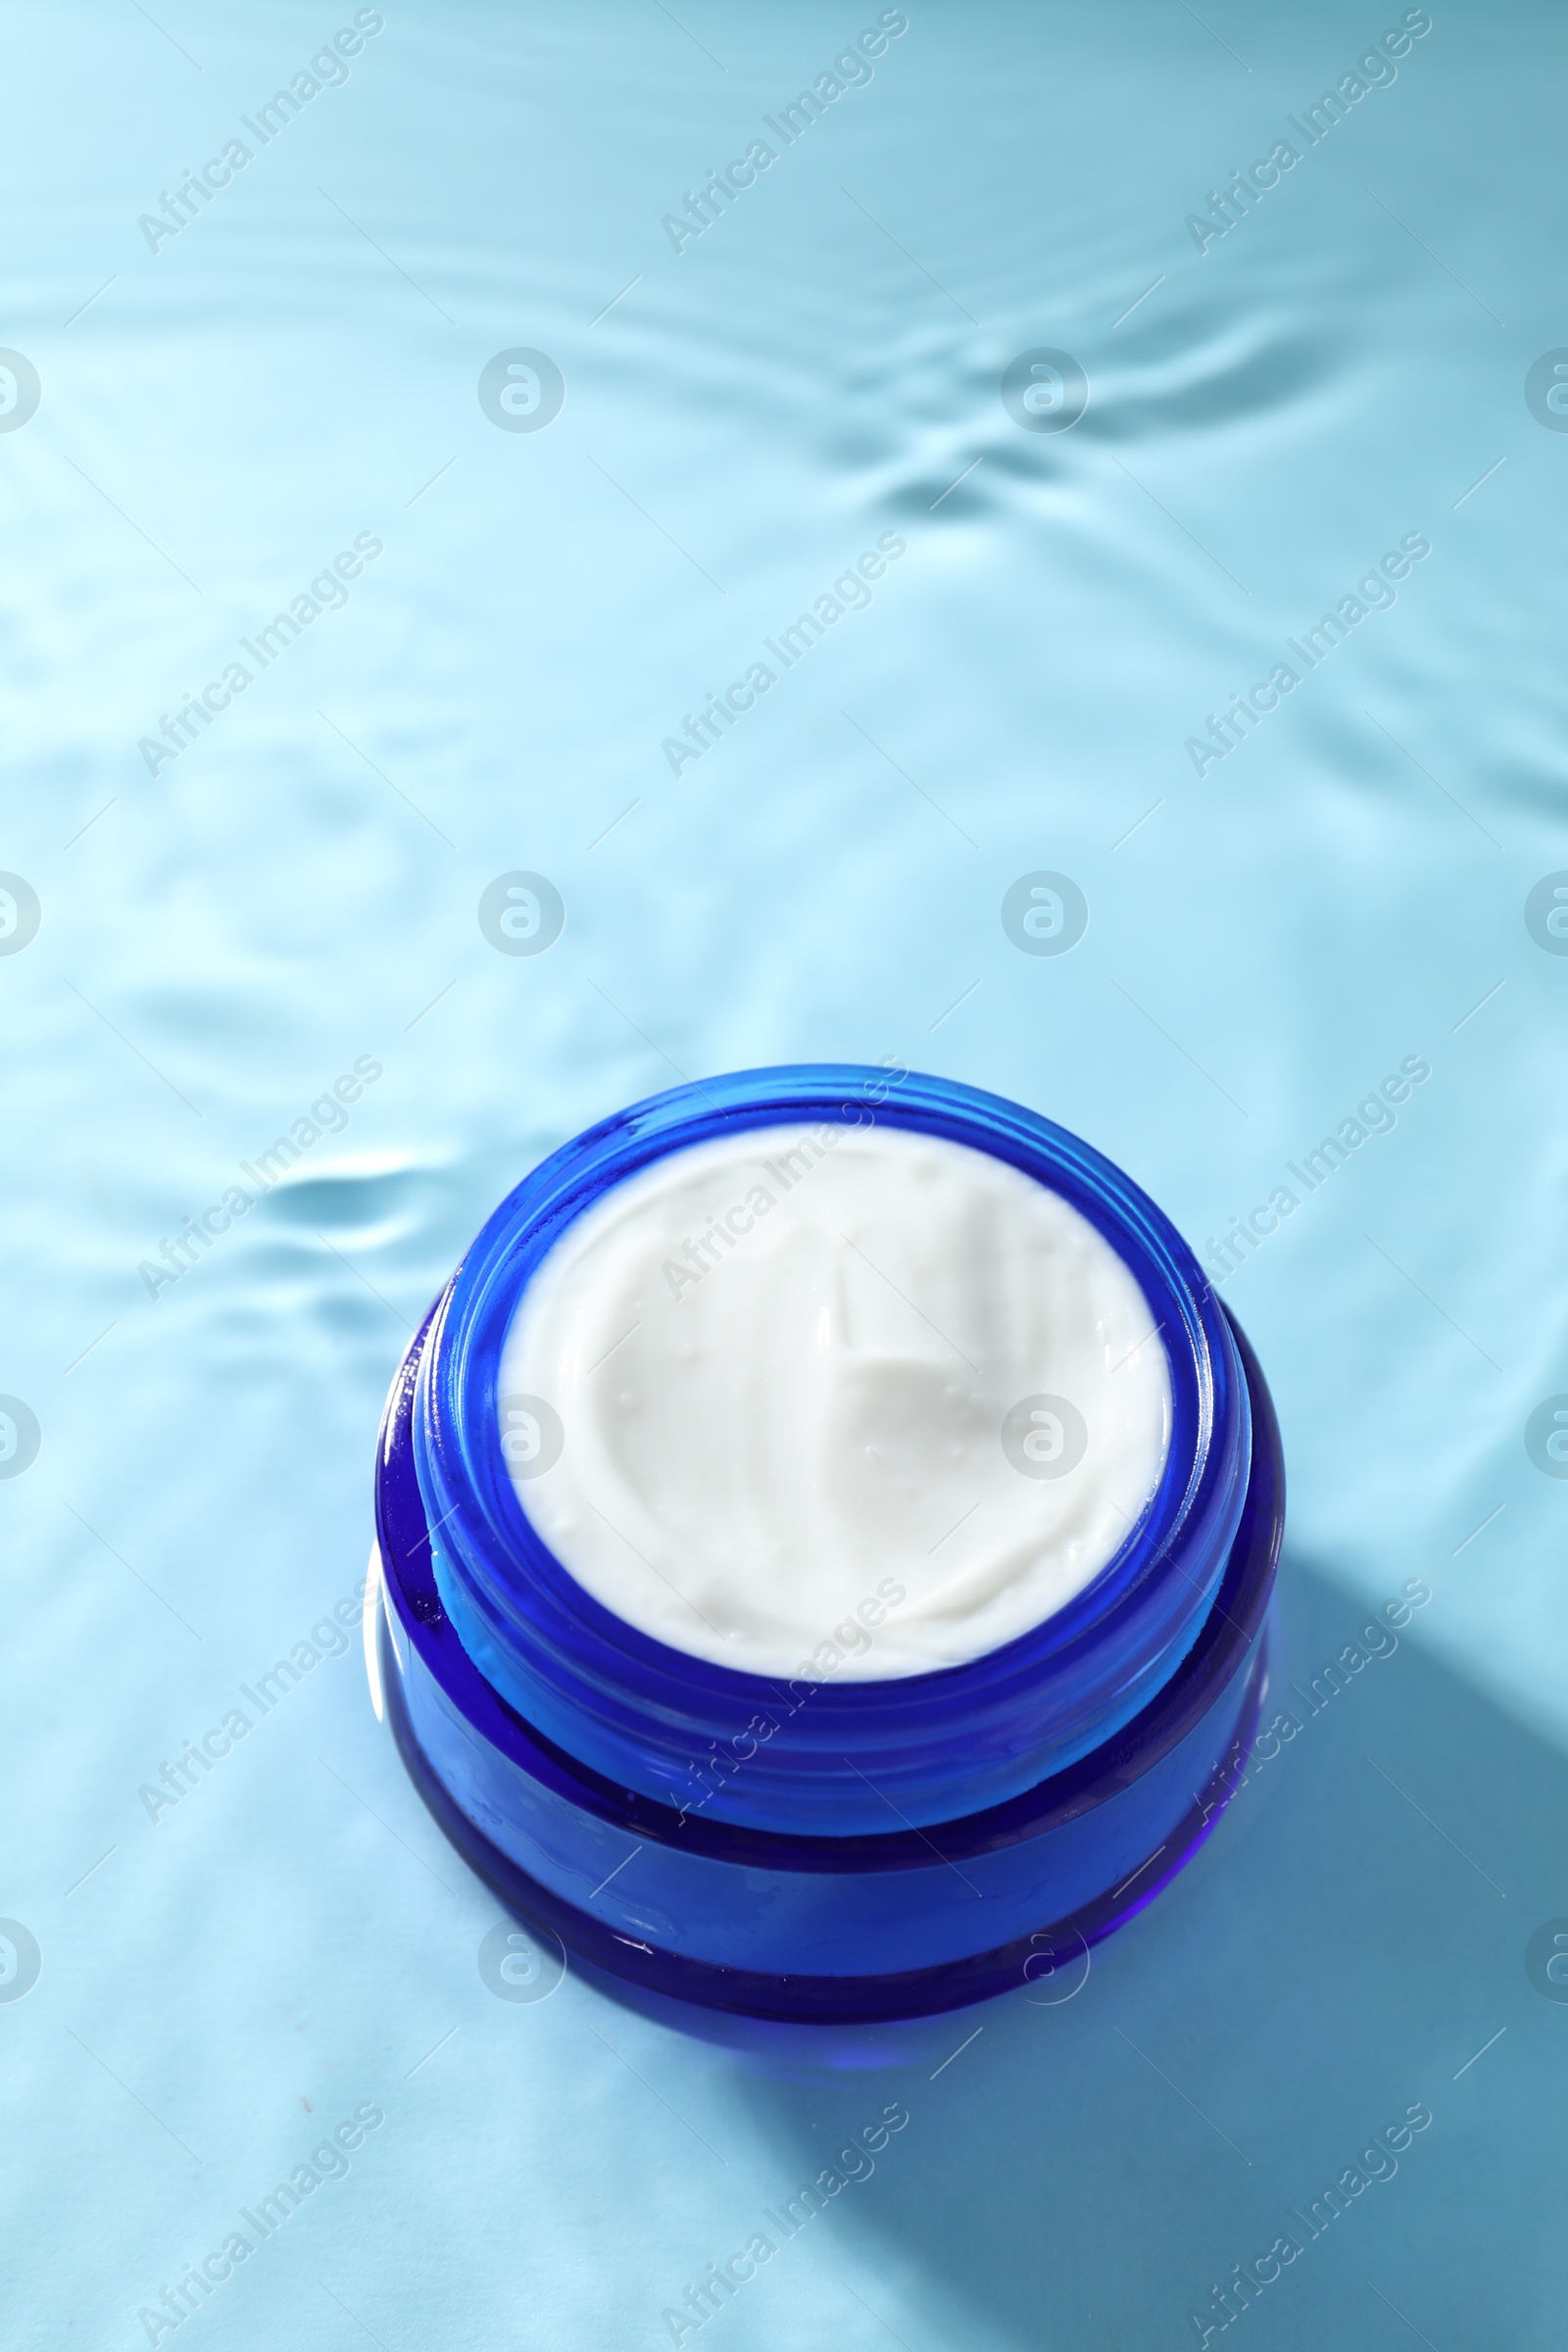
[413,1067,1252,1834]
[375,1304,1283,2020]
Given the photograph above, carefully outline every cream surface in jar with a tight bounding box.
[496,1120,1172,1678]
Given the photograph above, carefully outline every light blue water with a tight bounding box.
[4,4,1566,2345]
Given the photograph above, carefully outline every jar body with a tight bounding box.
[368,1069,1285,2022]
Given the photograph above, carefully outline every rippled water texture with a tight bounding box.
[3,5,1565,2346]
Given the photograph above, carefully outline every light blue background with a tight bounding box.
[3,3,1565,2345]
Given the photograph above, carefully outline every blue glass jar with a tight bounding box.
[370,1066,1283,2021]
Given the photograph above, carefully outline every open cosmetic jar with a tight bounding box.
[368,1066,1283,2021]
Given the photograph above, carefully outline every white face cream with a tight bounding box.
[497,1122,1172,1680]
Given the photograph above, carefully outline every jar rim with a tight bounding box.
[412,1065,1251,1831]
